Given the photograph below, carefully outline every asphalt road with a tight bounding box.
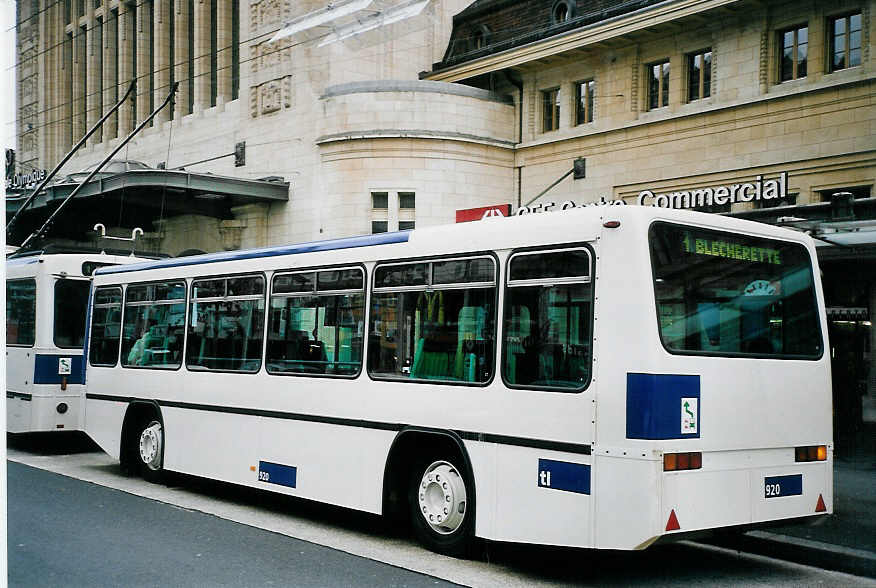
[7,434,876,587]
[8,461,455,587]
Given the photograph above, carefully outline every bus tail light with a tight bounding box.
[795,445,827,462]
[663,452,702,471]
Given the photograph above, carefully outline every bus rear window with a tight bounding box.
[55,279,91,348]
[649,222,822,358]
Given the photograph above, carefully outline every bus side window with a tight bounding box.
[185,276,265,372]
[266,268,365,377]
[503,248,592,391]
[369,257,496,384]
[121,281,187,369]
[90,286,123,366]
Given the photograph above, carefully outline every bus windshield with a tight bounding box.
[649,222,822,358]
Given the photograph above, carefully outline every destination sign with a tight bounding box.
[682,233,782,265]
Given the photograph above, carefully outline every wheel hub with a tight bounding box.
[138,422,163,470]
[417,461,466,535]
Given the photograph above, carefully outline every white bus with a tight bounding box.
[84,206,832,555]
[6,252,149,433]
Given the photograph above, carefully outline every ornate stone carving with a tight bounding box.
[249,75,294,117]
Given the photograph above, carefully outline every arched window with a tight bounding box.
[551,0,575,24]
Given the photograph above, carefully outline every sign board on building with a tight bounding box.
[6,169,47,190]
[456,204,512,223]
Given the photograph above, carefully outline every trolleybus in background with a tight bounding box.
[84,206,832,555]
[6,251,148,433]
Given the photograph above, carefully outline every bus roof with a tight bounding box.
[95,231,411,275]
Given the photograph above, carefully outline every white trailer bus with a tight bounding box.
[6,251,147,433]
[84,206,832,555]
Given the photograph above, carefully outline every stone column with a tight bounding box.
[136,1,152,125]
[87,15,102,145]
[153,0,171,125]
[173,0,191,118]
[867,284,876,423]
[193,0,212,112]
[117,7,133,135]
[103,8,119,141]
[216,0,232,105]
[72,23,86,142]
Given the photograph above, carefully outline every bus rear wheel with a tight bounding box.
[409,457,473,557]
[135,418,164,483]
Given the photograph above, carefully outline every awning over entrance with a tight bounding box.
[6,169,289,246]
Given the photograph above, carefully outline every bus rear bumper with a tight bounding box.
[660,458,833,538]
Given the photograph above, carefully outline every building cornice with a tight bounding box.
[425,0,741,82]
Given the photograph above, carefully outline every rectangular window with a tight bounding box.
[503,249,592,391]
[829,13,862,72]
[169,3,175,120]
[122,282,186,368]
[372,192,388,209]
[372,221,388,234]
[647,60,670,109]
[54,279,91,348]
[399,192,416,209]
[399,221,416,231]
[187,0,195,114]
[369,256,497,384]
[267,268,365,376]
[89,287,123,365]
[542,88,560,132]
[186,275,265,372]
[110,9,119,135]
[574,79,595,125]
[779,25,808,82]
[147,1,154,120]
[6,279,36,346]
[96,17,103,142]
[650,223,822,358]
[131,8,137,125]
[687,49,711,101]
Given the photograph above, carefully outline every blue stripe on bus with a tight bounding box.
[537,459,591,494]
[258,461,297,488]
[94,231,411,276]
[33,354,85,385]
[626,373,701,440]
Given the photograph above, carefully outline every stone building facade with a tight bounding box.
[12,0,876,430]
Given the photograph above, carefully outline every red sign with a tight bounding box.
[455,204,512,223]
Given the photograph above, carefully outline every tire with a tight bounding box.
[408,457,474,557]
[134,418,164,483]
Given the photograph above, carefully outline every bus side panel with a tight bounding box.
[163,407,393,514]
[465,441,497,541]
[593,455,660,550]
[85,397,128,459]
[489,445,593,547]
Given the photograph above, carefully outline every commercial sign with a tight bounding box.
[637,172,788,209]
[6,169,47,190]
[456,204,512,223]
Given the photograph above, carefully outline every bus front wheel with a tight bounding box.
[135,418,164,483]
[409,457,473,557]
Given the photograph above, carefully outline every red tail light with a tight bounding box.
[663,452,702,471]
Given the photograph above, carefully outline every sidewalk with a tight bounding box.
[711,425,876,578]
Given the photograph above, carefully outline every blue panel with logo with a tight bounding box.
[537,459,591,494]
[258,461,297,488]
[626,373,700,439]
[33,354,85,385]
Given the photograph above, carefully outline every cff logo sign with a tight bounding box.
[455,204,512,223]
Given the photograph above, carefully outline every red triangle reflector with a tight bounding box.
[666,509,680,531]
[815,494,826,513]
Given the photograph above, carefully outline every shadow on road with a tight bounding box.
[7,431,101,455]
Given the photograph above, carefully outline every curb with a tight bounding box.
[708,530,876,579]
